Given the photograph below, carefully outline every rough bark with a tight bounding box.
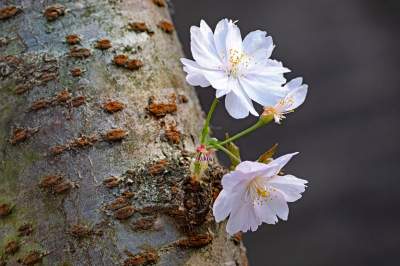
[0,0,247,265]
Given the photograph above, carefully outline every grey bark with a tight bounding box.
[0,0,247,265]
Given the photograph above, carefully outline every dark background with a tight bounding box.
[172,0,400,265]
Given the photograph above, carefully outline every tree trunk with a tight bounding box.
[0,1,247,265]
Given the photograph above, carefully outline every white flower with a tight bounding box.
[263,77,308,124]
[181,19,290,119]
[213,153,308,235]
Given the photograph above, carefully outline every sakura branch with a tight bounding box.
[181,19,309,235]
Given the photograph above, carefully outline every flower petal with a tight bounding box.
[216,88,230,98]
[190,22,222,69]
[225,21,243,55]
[239,76,287,106]
[181,58,210,87]
[213,189,233,222]
[254,202,278,224]
[269,152,299,175]
[221,168,253,192]
[226,201,261,235]
[269,174,308,202]
[214,19,230,64]
[285,77,303,90]
[181,58,230,91]
[243,30,274,59]
[284,82,308,111]
[268,189,289,220]
[225,79,258,119]
[202,70,230,92]
[235,161,279,178]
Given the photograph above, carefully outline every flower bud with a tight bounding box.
[190,145,213,182]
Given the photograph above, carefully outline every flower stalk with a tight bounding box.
[219,113,274,146]
[200,97,219,144]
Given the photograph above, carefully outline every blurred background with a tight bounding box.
[172,0,400,265]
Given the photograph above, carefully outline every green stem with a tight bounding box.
[219,115,273,146]
[200,97,219,144]
[211,142,241,165]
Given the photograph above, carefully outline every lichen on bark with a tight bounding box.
[0,0,247,265]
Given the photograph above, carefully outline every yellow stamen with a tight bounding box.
[256,187,269,198]
[228,49,248,77]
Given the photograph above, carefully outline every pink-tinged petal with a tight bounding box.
[254,202,278,224]
[190,24,222,69]
[269,174,308,202]
[181,58,210,87]
[243,30,274,59]
[213,189,233,222]
[214,19,229,63]
[269,152,299,175]
[226,201,261,235]
[225,21,243,55]
[225,79,258,119]
[268,190,289,220]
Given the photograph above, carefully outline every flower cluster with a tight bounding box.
[181,19,309,235]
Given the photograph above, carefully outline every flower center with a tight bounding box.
[247,176,270,203]
[228,49,248,77]
[262,96,295,123]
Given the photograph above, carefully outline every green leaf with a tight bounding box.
[224,134,241,169]
[258,143,278,163]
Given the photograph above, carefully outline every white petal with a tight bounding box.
[181,58,230,91]
[213,190,233,222]
[243,30,274,59]
[190,23,222,69]
[214,19,229,64]
[225,91,249,119]
[221,169,253,192]
[225,21,243,55]
[254,202,278,224]
[181,58,210,87]
[269,152,299,175]
[285,77,303,90]
[226,201,261,235]
[236,161,279,178]
[202,70,230,92]
[225,79,258,119]
[268,190,289,220]
[216,89,230,98]
[269,174,308,202]
[239,76,287,106]
[284,84,308,111]
[186,73,210,87]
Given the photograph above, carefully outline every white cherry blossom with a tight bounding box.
[213,153,308,235]
[263,77,308,124]
[181,19,290,119]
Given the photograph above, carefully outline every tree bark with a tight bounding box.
[0,1,247,265]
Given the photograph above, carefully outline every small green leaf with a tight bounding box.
[225,134,241,169]
[258,143,278,163]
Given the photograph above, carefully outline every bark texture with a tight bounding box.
[0,0,247,265]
